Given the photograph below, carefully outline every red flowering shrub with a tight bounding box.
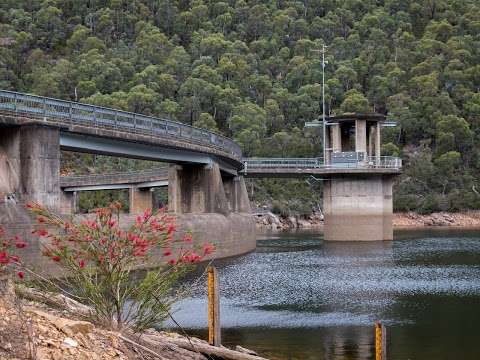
[0,226,27,280]
[27,202,214,331]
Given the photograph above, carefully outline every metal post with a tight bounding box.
[208,266,221,346]
[322,44,326,165]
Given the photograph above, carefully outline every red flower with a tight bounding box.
[17,271,24,279]
[167,223,176,235]
[143,209,152,221]
[203,243,215,256]
[107,219,116,228]
[37,216,46,223]
[79,259,85,268]
[183,233,193,243]
[0,251,9,264]
[163,250,172,257]
[15,241,27,249]
[168,259,177,265]
[37,229,49,237]
[51,255,61,262]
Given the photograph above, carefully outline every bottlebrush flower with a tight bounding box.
[15,241,27,249]
[17,271,24,279]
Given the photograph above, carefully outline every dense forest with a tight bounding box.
[1,0,480,214]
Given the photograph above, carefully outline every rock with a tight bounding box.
[54,318,94,336]
[297,219,312,228]
[62,337,78,348]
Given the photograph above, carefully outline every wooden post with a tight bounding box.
[375,321,387,360]
[208,266,221,346]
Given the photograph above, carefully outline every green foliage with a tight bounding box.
[1,0,480,213]
[28,203,214,331]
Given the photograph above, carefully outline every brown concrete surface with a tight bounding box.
[129,187,153,214]
[323,175,394,241]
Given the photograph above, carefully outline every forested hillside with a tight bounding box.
[1,0,480,213]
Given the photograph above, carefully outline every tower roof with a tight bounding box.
[326,113,386,123]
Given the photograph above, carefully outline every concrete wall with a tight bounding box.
[323,175,394,241]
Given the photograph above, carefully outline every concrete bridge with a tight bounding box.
[0,90,402,272]
[0,90,254,270]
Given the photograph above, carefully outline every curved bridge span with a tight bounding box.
[0,90,254,273]
[0,90,242,172]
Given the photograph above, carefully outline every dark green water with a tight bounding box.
[166,228,480,359]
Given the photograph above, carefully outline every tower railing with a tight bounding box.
[242,156,402,172]
[0,90,242,160]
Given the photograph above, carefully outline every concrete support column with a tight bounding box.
[355,119,367,160]
[0,128,21,198]
[331,124,342,153]
[323,175,394,241]
[168,162,230,215]
[223,176,251,214]
[375,122,381,163]
[61,191,79,214]
[19,125,63,210]
[129,187,153,214]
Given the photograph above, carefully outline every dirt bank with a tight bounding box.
[0,283,267,360]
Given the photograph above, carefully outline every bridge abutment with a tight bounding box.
[323,175,394,241]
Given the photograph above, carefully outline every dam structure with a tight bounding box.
[0,90,402,272]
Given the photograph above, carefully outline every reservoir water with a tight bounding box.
[166,229,480,359]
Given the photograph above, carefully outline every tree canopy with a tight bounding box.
[1,0,480,212]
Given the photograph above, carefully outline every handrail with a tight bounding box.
[0,90,242,160]
[61,168,169,182]
[242,156,402,171]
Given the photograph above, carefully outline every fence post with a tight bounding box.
[375,321,387,360]
[208,266,221,346]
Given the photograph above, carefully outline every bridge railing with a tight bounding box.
[60,168,169,186]
[242,156,402,172]
[0,90,242,160]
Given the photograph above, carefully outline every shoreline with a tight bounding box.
[254,211,480,231]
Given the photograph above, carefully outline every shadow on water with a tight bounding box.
[164,228,480,360]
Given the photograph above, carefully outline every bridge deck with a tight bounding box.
[60,168,169,191]
[0,90,242,170]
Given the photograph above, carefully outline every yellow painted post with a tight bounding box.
[375,321,387,360]
[208,266,221,346]
[375,322,382,360]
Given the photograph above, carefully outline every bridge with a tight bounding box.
[0,90,402,272]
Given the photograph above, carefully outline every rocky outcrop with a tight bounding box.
[394,211,480,227]
[255,210,480,231]
[254,212,323,230]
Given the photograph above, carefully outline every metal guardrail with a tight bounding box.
[0,90,242,160]
[242,155,402,172]
[60,168,168,182]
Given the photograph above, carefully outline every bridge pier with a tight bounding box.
[129,187,153,214]
[168,163,230,215]
[223,176,251,213]
[0,124,71,214]
[323,175,394,241]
